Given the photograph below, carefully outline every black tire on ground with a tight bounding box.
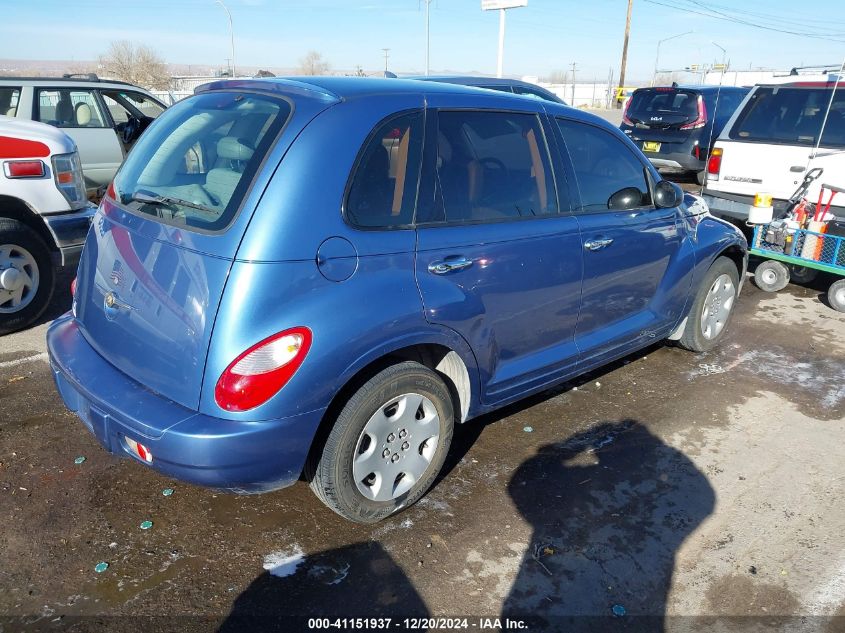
[677,256,740,353]
[789,265,819,285]
[0,218,55,336]
[307,361,455,523]
[828,279,845,312]
[754,260,790,293]
[696,170,706,186]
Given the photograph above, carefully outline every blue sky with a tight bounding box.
[2,0,844,80]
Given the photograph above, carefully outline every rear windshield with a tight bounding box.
[729,86,845,147]
[627,88,698,121]
[114,92,291,232]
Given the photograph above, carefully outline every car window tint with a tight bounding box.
[512,85,552,102]
[113,92,290,232]
[36,89,107,128]
[435,111,557,222]
[346,111,424,228]
[730,87,845,148]
[0,87,20,116]
[556,118,651,214]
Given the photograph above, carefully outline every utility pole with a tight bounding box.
[424,0,433,76]
[382,48,391,73]
[215,0,235,77]
[570,62,577,106]
[617,0,633,107]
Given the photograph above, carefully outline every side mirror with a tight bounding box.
[607,187,644,211]
[654,180,684,209]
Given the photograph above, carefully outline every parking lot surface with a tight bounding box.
[1,262,844,631]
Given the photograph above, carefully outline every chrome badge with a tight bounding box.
[103,291,132,320]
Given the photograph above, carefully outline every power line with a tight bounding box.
[681,0,845,37]
[642,0,845,43]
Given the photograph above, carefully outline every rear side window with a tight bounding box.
[729,86,845,147]
[557,118,651,214]
[345,111,424,228]
[0,87,20,116]
[434,110,557,222]
[113,92,290,232]
[36,89,107,128]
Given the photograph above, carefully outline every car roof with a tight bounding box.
[0,76,140,88]
[197,76,543,101]
[638,85,748,93]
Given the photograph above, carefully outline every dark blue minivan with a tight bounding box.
[47,78,747,522]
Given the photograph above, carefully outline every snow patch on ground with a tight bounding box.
[263,545,305,578]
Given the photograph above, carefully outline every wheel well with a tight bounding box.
[719,245,746,280]
[0,195,58,255]
[301,344,473,482]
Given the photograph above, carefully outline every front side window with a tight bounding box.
[113,91,290,232]
[435,110,557,223]
[345,111,424,228]
[36,89,107,128]
[557,118,651,214]
[730,86,845,148]
[0,87,20,116]
[102,90,165,121]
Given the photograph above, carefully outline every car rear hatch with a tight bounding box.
[624,87,705,145]
[73,82,339,411]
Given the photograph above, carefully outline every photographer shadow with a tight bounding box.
[503,420,715,631]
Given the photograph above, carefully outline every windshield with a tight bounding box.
[729,86,845,147]
[627,88,698,122]
[113,91,291,232]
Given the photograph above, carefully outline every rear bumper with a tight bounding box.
[46,315,325,493]
[644,149,702,173]
[703,190,790,221]
[42,203,97,267]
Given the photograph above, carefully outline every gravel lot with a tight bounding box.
[1,217,844,631]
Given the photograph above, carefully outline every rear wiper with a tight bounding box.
[126,191,215,214]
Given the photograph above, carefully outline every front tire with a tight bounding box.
[0,219,55,336]
[308,361,454,523]
[828,279,845,312]
[678,256,739,352]
[754,260,790,293]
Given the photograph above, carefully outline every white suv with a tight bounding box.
[703,72,845,221]
[0,74,166,196]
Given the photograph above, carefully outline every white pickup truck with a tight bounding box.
[0,116,95,334]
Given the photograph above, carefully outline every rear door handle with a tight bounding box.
[584,238,614,251]
[428,256,473,274]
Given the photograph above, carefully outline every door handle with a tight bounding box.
[584,238,614,251]
[428,256,473,274]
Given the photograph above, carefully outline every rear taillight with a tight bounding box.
[70,277,77,297]
[680,95,708,130]
[51,152,86,207]
[215,327,313,412]
[3,160,46,178]
[707,147,723,179]
[622,97,634,126]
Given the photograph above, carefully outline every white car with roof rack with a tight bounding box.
[703,67,845,222]
[0,73,166,196]
[0,116,95,334]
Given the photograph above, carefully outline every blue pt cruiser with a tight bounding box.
[47,78,747,523]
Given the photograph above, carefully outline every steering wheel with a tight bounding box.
[122,116,141,144]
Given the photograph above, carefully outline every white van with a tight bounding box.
[703,72,845,221]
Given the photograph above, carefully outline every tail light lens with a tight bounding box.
[3,160,46,178]
[51,152,86,207]
[622,97,634,126]
[707,147,723,179]
[215,327,312,412]
[680,95,708,130]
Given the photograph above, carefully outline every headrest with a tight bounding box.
[217,136,254,161]
[55,98,73,122]
[75,102,91,126]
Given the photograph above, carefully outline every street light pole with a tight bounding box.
[424,0,432,76]
[712,41,727,69]
[652,30,693,86]
[496,8,506,78]
[215,0,235,77]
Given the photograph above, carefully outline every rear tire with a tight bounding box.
[678,256,739,353]
[0,219,55,336]
[789,265,818,285]
[696,170,706,186]
[307,361,454,523]
[828,279,845,312]
[754,260,790,292]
